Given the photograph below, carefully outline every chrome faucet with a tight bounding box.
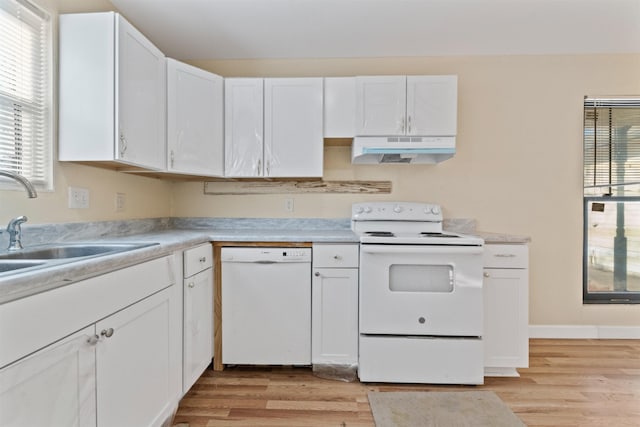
[0,170,38,198]
[6,216,27,251]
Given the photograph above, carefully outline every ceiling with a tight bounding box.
[105,0,640,60]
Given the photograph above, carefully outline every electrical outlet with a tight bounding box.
[115,192,126,212]
[285,198,294,212]
[68,186,89,209]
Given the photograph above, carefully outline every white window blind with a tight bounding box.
[0,0,51,189]
[583,97,640,197]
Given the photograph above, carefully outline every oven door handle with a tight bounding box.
[360,245,483,255]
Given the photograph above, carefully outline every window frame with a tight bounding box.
[0,0,53,192]
[583,96,640,304]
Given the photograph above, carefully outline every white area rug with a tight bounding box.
[368,391,526,427]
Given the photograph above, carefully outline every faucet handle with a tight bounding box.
[6,215,28,251]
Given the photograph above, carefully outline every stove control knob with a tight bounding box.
[430,206,441,215]
[355,206,364,214]
[393,205,403,213]
[364,206,372,213]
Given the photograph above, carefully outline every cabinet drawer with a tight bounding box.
[483,244,528,269]
[184,244,213,278]
[313,244,359,268]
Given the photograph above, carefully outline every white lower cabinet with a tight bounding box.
[0,326,97,427]
[483,243,529,376]
[311,244,359,365]
[0,255,181,427]
[182,244,213,394]
[96,287,180,427]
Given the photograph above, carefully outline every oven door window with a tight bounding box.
[389,264,454,293]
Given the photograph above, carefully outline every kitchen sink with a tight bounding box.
[0,260,47,273]
[0,243,156,260]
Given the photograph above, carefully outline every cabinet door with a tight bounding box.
[323,77,356,138]
[224,78,264,177]
[264,78,324,177]
[312,268,358,364]
[96,287,181,427]
[183,268,213,394]
[406,75,457,136]
[116,15,166,170]
[483,268,529,369]
[355,76,406,135]
[0,326,96,427]
[167,59,224,176]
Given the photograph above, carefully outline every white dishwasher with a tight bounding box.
[221,247,312,365]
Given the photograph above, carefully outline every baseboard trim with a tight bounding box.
[529,325,640,339]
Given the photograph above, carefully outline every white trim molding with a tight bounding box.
[529,325,640,339]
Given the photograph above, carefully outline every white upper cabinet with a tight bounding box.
[59,12,166,170]
[406,76,458,136]
[323,77,356,138]
[264,78,323,177]
[355,76,406,135]
[224,78,265,177]
[225,78,323,178]
[355,75,457,137]
[167,59,224,176]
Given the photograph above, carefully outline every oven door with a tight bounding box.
[359,244,484,337]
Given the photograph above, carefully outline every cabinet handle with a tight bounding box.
[314,272,321,277]
[170,150,175,168]
[87,334,100,345]
[199,257,206,263]
[484,272,490,278]
[256,159,261,176]
[495,254,516,258]
[408,115,412,134]
[119,132,127,157]
[400,116,405,133]
[188,282,195,288]
[333,255,342,260]
[101,328,115,338]
[266,160,270,176]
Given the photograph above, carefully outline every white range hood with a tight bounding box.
[352,136,455,164]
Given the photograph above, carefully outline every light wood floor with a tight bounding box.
[174,339,640,426]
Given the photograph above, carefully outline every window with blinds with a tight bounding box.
[583,98,640,197]
[0,0,52,189]
[583,96,640,304]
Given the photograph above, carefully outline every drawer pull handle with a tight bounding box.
[101,328,114,338]
[188,282,195,288]
[495,254,516,258]
[484,272,490,278]
[199,257,207,263]
[314,272,321,277]
[87,334,100,345]
[333,255,342,260]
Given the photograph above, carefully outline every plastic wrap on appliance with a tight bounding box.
[225,129,263,177]
[312,363,358,382]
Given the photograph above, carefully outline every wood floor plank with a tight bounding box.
[173,339,640,427]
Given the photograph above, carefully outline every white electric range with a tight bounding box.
[352,202,485,384]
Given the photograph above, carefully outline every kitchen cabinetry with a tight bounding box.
[483,243,529,377]
[324,77,356,138]
[312,244,359,366]
[224,77,324,177]
[167,59,224,177]
[355,75,457,137]
[182,243,214,394]
[0,255,181,427]
[0,326,96,427]
[59,12,166,171]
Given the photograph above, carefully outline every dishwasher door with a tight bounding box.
[221,247,312,365]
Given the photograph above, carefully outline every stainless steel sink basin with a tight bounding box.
[0,243,157,261]
[0,260,47,272]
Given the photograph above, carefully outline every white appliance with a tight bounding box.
[352,136,455,164]
[221,247,311,365]
[352,202,485,384]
